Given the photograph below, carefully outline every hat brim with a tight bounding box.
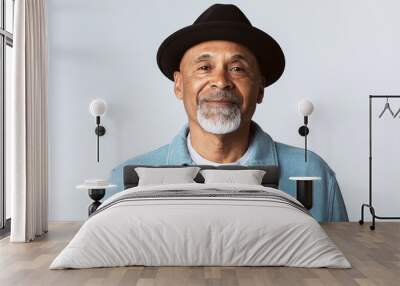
[157,22,285,87]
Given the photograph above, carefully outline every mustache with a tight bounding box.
[198,90,242,106]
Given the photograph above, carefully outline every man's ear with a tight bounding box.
[257,76,265,104]
[173,71,183,100]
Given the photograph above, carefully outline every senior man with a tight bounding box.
[110,4,348,221]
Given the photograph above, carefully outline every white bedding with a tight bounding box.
[49,183,351,269]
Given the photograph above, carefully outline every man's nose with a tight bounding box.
[210,68,233,90]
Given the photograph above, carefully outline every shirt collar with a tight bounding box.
[166,120,279,166]
[187,130,252,165]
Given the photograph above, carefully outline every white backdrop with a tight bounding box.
[47,0,400,221]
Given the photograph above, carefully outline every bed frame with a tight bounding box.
[123,165,280,189]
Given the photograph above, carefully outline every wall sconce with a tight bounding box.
[297,99,314,162]
[89,98,107,162]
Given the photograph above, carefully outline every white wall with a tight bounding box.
[47,0,400,221]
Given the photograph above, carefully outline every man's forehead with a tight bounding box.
[182,40,258,64]
[192,53,250,63]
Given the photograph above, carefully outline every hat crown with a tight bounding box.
[193,4,252,26]
[157,3,285,87]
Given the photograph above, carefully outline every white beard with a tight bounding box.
[197,103,241,135]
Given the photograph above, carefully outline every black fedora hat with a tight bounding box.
[156,3,285,87]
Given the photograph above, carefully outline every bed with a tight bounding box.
[49,165,351,269]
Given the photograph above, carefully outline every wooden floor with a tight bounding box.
[0,222,399,286]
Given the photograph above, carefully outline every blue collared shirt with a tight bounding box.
[109,120,348,222]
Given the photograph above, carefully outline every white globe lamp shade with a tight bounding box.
[89,98,107,117]
[297,99,314,116]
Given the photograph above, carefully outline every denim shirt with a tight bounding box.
[109,120,348,222]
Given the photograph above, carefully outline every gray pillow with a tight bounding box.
[200,169,266,185]
[135,166,201,186]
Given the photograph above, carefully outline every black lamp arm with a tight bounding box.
[94,116,106,162]
[298,116,309,162]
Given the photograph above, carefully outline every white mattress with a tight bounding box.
[49,183,351,269]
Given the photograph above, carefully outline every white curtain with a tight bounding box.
[8,0,48,242]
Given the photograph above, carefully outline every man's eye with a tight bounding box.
[197,65,210,71]
[231,66,245,72]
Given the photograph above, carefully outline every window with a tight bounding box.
[0,0,14,236]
